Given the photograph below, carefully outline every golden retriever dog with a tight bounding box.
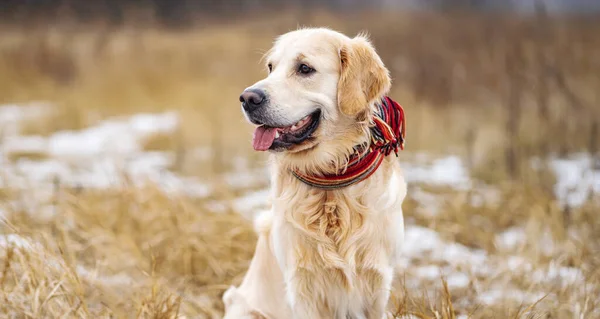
[223,28,407,319]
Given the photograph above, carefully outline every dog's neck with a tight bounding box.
[272,97,406,190]
[269,154,403,220]
[272,128,369,174]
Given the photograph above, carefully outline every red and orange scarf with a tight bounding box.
[292,97,406,189]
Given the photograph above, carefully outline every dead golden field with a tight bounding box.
[0,10,599,319]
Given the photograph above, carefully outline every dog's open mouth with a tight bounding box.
[252,109,321,151]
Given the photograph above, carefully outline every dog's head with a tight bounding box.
[240,28,390,173]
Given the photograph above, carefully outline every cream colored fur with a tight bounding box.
[223,28,406,319]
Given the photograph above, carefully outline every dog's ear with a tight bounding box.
[337,35,391,117]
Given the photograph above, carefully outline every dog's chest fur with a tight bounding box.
[269,158,406,317]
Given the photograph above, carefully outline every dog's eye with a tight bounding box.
[268,63,273,73]
[298,64,315,75]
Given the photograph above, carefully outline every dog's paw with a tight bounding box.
[222,286,238,308]
[222,286,268,319]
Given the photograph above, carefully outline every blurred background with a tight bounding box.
[0,1,599,318]
[1,0,599,178]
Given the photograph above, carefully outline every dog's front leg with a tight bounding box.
[358,267,394,319]
[223,211,290,319]
[285,268,336,319]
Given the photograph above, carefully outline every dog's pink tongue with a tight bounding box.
[252,126,277,151]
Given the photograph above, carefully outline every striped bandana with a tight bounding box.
[291,96,406,189]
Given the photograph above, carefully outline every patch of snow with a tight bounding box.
[223,167,269,190]
[402,155,471,189]
[478,288,545,306]
[76,265,134,286]
[152,170,212,198]
[409,186,441,216]
[495,227,526,251]
[402,226,443,255]
[478,289,502,305]
[129,112,179,135]
[402,226,488,273]
[0,234,35,250]
[2,111,178,158]
[496,226,556,256]
[232,189,270,215]
[532,262,583,286]
[412,264,469,288]
[469,186,502,207]
[48,112,178,157]
[0,103,53,136]
[505,256,532,272]
[415,265,440,279]
[3,135,48,155]
[11,158,72,185]
[446,272,470,289]
[443,244,488,269]
[410,184,501,218]
[1,109,210,198]
[549,153,600,207]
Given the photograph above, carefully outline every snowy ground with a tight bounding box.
[546,155,600,207]
[0,103,598,317]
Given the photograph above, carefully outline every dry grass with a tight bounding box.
[402,183,600,317]
[2,180,597,318]
[0,8,599,319]
[1,185,257,317]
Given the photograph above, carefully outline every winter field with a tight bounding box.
[1,10,600,319]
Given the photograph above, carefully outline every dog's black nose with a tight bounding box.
[240,89,266,112]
